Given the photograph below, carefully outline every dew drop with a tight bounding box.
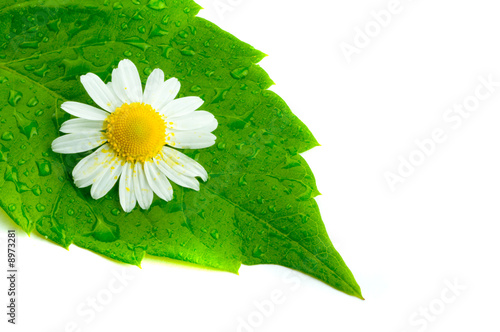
[36,203,46,212]
[132,12,144,20]
[252,245,264,258]
[32,185,42,196]
[0,143,9,162]
[33,64,50,78]
[8,90,23,107]
[27,96,39,107]
[212,87,231,103]
[1,132,13,141]
[92,216,119,242]
[147,0,167,10]
[210,229,219,240]
[47,18,61,32]
[238,174,247,187]
[14,112,38,139]
[150,25,168,37]
[121,36,151,51]
[180,46,195,56]
[36,159,52,176]
[231,67,249,79]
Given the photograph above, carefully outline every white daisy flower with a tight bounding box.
[52,59,217,213]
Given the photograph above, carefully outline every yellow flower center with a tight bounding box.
[104,102,166,163]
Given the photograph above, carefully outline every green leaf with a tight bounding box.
[0,0,362,299]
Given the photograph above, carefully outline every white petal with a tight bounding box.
[61,101,109,120]
[143,69,165,105]
[80,73,121,112]
[162,146,208,181]
[106,82,122,111]
[167,111,218,132]
[72,145,107,178]
[143,161,174,202]
[60,118,104,134]
[151,78,181,111]
[90,158,124,200]
[154,155,200,191]
[75,168,106,189]
[72,146,114,188]
[164,130,216,149]
[133,163,153,210]
[111,59,143,104]
[158,96,202,118]
[52,132,106,154]
[119,162,137,213]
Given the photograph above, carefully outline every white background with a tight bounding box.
[2,0,500,331]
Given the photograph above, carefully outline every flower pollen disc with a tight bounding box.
[105,102,166,163]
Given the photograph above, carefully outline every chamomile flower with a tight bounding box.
[52,59,217,212]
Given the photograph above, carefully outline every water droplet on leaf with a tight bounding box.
[8,90,23,107]
[1,131,13,141]
[231,67,249,79]
[14,112,38,139]
[36,159,52,176]
[210,229,219,240]
[27,96,39,107]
